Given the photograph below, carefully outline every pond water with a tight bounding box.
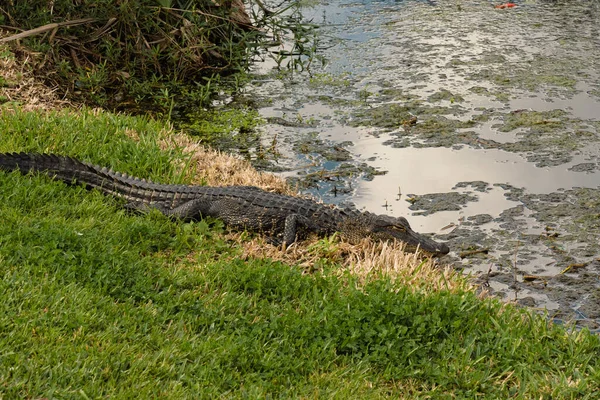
[246,0,600,330]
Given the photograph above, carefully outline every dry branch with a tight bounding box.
[0,18,98,43]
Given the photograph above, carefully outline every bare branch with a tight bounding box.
[0,18,98,43]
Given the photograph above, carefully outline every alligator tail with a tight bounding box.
[0,152,153,202]
[0,152,94,181]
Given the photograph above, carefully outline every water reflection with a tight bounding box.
[352,140,600,232]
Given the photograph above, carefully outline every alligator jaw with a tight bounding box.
[402,229,450,256]
[368,214,450,256]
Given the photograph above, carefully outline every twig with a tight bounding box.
[158,6,256,30]
[459,248,489,258]
[84,17,117,43]
[513,240,520,301]
[253,0,275,15]
[0,18,98,43]
[560,262,588,274]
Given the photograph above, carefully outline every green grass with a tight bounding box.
[1,107,599,398]
[0,108,185,181]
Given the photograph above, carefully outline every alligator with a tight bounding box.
[0,153,450,255]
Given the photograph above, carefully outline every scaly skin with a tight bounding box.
[0,153,450,255]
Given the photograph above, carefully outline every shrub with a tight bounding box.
[1,0,261,108]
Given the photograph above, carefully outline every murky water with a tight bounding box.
[247,0,600,330]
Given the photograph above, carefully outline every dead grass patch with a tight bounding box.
[229,232,468,294]
[161,131,295,194]
[0,41,71,111]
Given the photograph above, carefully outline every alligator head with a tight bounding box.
[343,213,450,256]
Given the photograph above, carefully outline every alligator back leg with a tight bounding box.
[159,198,215,220]
[121,198,215,221]
[161,198,325,246]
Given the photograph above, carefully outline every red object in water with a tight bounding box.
[495,3,517,8]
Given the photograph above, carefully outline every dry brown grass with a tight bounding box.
[0,41,71,111]
[229,232,468,294]
[160,131,295,194]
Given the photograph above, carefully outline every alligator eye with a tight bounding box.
[390,225,406,232]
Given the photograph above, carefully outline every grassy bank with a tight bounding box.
[0,107,599,398]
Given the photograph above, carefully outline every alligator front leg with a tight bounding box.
[281,213,322,247]
[282,214,301,247]
[247,213,307,248]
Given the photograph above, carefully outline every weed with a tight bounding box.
[181,106,263,152]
